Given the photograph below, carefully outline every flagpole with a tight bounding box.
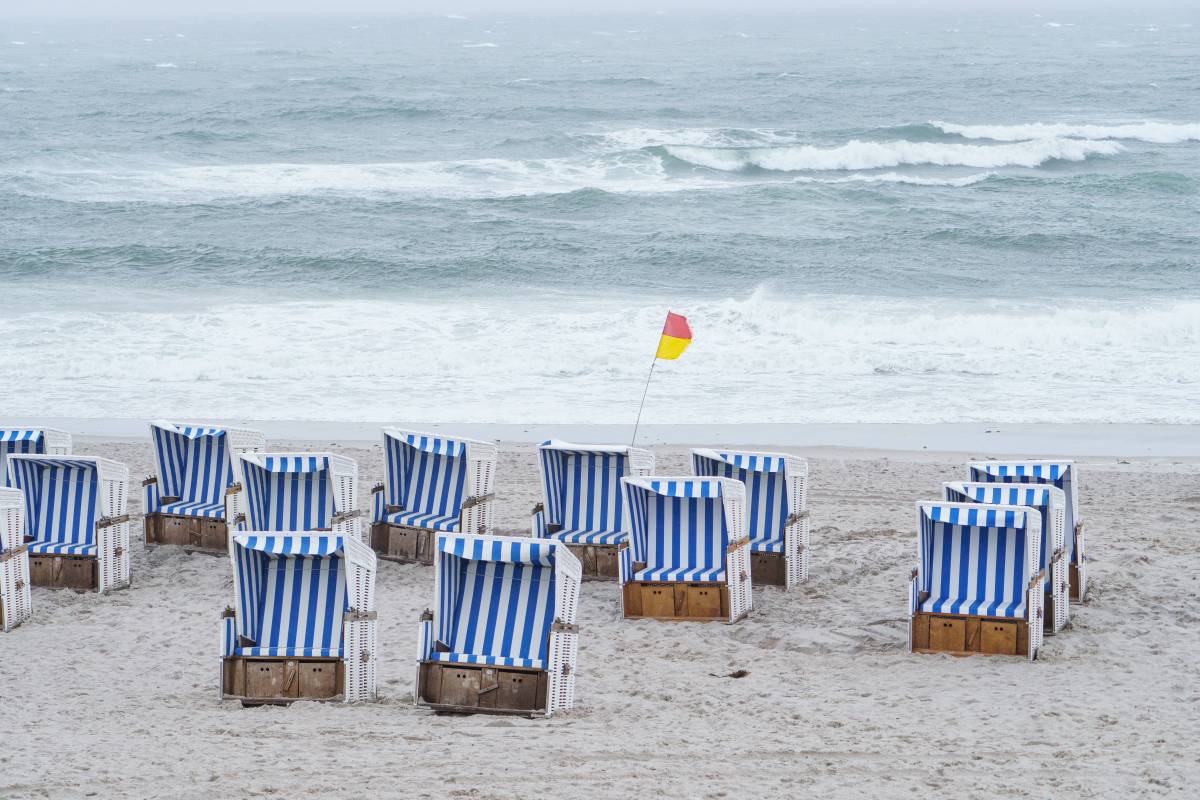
[631,358,657,447]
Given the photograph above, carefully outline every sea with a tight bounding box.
[1,12,1198,426]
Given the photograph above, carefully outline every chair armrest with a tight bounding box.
[460,493,495,511]
[371,482,385,495]
[332,509,363,524]
[141,476,158,487]
[531,506,547,538]
[784,510,810,526]
[97,514,130,528]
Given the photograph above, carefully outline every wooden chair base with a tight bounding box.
[1069,562,1085,602]
[911,612,1031,657]
[370,523,436,565]
[750,551,786,587]
[29,554,98,591]
[417,661,548,716]
[145,513,228,555]
[222,656,345,705]
[622,580,732,621]
[564,543,620,580]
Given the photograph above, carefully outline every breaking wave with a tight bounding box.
[931,120,1200,144]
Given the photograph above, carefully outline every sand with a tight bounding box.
[4,436,1199,799]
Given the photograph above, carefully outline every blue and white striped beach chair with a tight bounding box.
[416,533,581,716]
[532,440,654,579]
[0,427,71,488]
[618,476,752,623]
[909,502,1045,660]
[6,455,130,593]
[0,488,32,631]
[143,421,266,552]
[233,453,363,542]
[944,482,1069,634]
[221,532,378,704]
[969,461,1086,601]
[370,428,497,564]
[691,448,809,588]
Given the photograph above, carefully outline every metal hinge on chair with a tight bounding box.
[550,620,579,634]
[531,502,545,515]
[361,650,373,663]
[225,483,242,496]
[141,476,158,487]
[98,515,130,528]
[371,482,385,494]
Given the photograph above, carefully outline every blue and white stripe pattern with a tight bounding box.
[969,461,1078,560]
[692,450,789,554]
[378,431,468,533]
[625,479,730,582]
[1,430,46,488]
[943,482,1060,591]
[431,534,558,670]
[8,457,100,556]
[241,456,336,532]
[537,442,632,546]
[917,504,1036,619]
[231,534,348,658]
[150,423,232,519]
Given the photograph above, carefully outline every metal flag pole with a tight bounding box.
[631,358,657,447]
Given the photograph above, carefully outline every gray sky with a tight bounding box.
[6,0,1194,18]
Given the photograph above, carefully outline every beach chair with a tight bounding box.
[909,502,1044,660]
[416,533,581,717]
[691,448,809,588]
[1,427,71,487]
[944,481,1069,634]
[0,488,32,631]
[969,461,1086,601]
[220,532,378,705]
[143,421,266,553]
[531,440,654,579]
[6,455,130,593]
[232,453,362,542]
[370,428,497,565]
[619,477,752,623]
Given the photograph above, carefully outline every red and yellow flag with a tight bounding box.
[655,311,692,360]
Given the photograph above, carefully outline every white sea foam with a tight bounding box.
[462,42,497,48]
[665,137,1120,172]
[0,292,1194,425]
[932,120,1200,144]
[795,171,995,187]
[155,62,178,69]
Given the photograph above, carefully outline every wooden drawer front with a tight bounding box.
[439,667,482,707]
[245,660,289,699]
[155,516,199,546]
[980,620,1018,655]
[685,584,723,618]
[750,552,785,587]
[928,616,966,652]
[494,670,539,710]
[197,519,227,551]
[640,584,676,617]
[297,661,339,698]
[387,528,417,561]
[29,556,57,587]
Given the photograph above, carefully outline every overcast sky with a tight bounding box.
[5,0,1194,18]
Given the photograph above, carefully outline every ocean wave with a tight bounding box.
[0,292,1195,424]
[931,120,1200,144]
[663,137,1120,172]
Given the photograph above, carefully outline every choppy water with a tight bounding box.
[1,14,1198,424]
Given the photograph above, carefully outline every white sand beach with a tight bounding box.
[4,430,1199,799]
